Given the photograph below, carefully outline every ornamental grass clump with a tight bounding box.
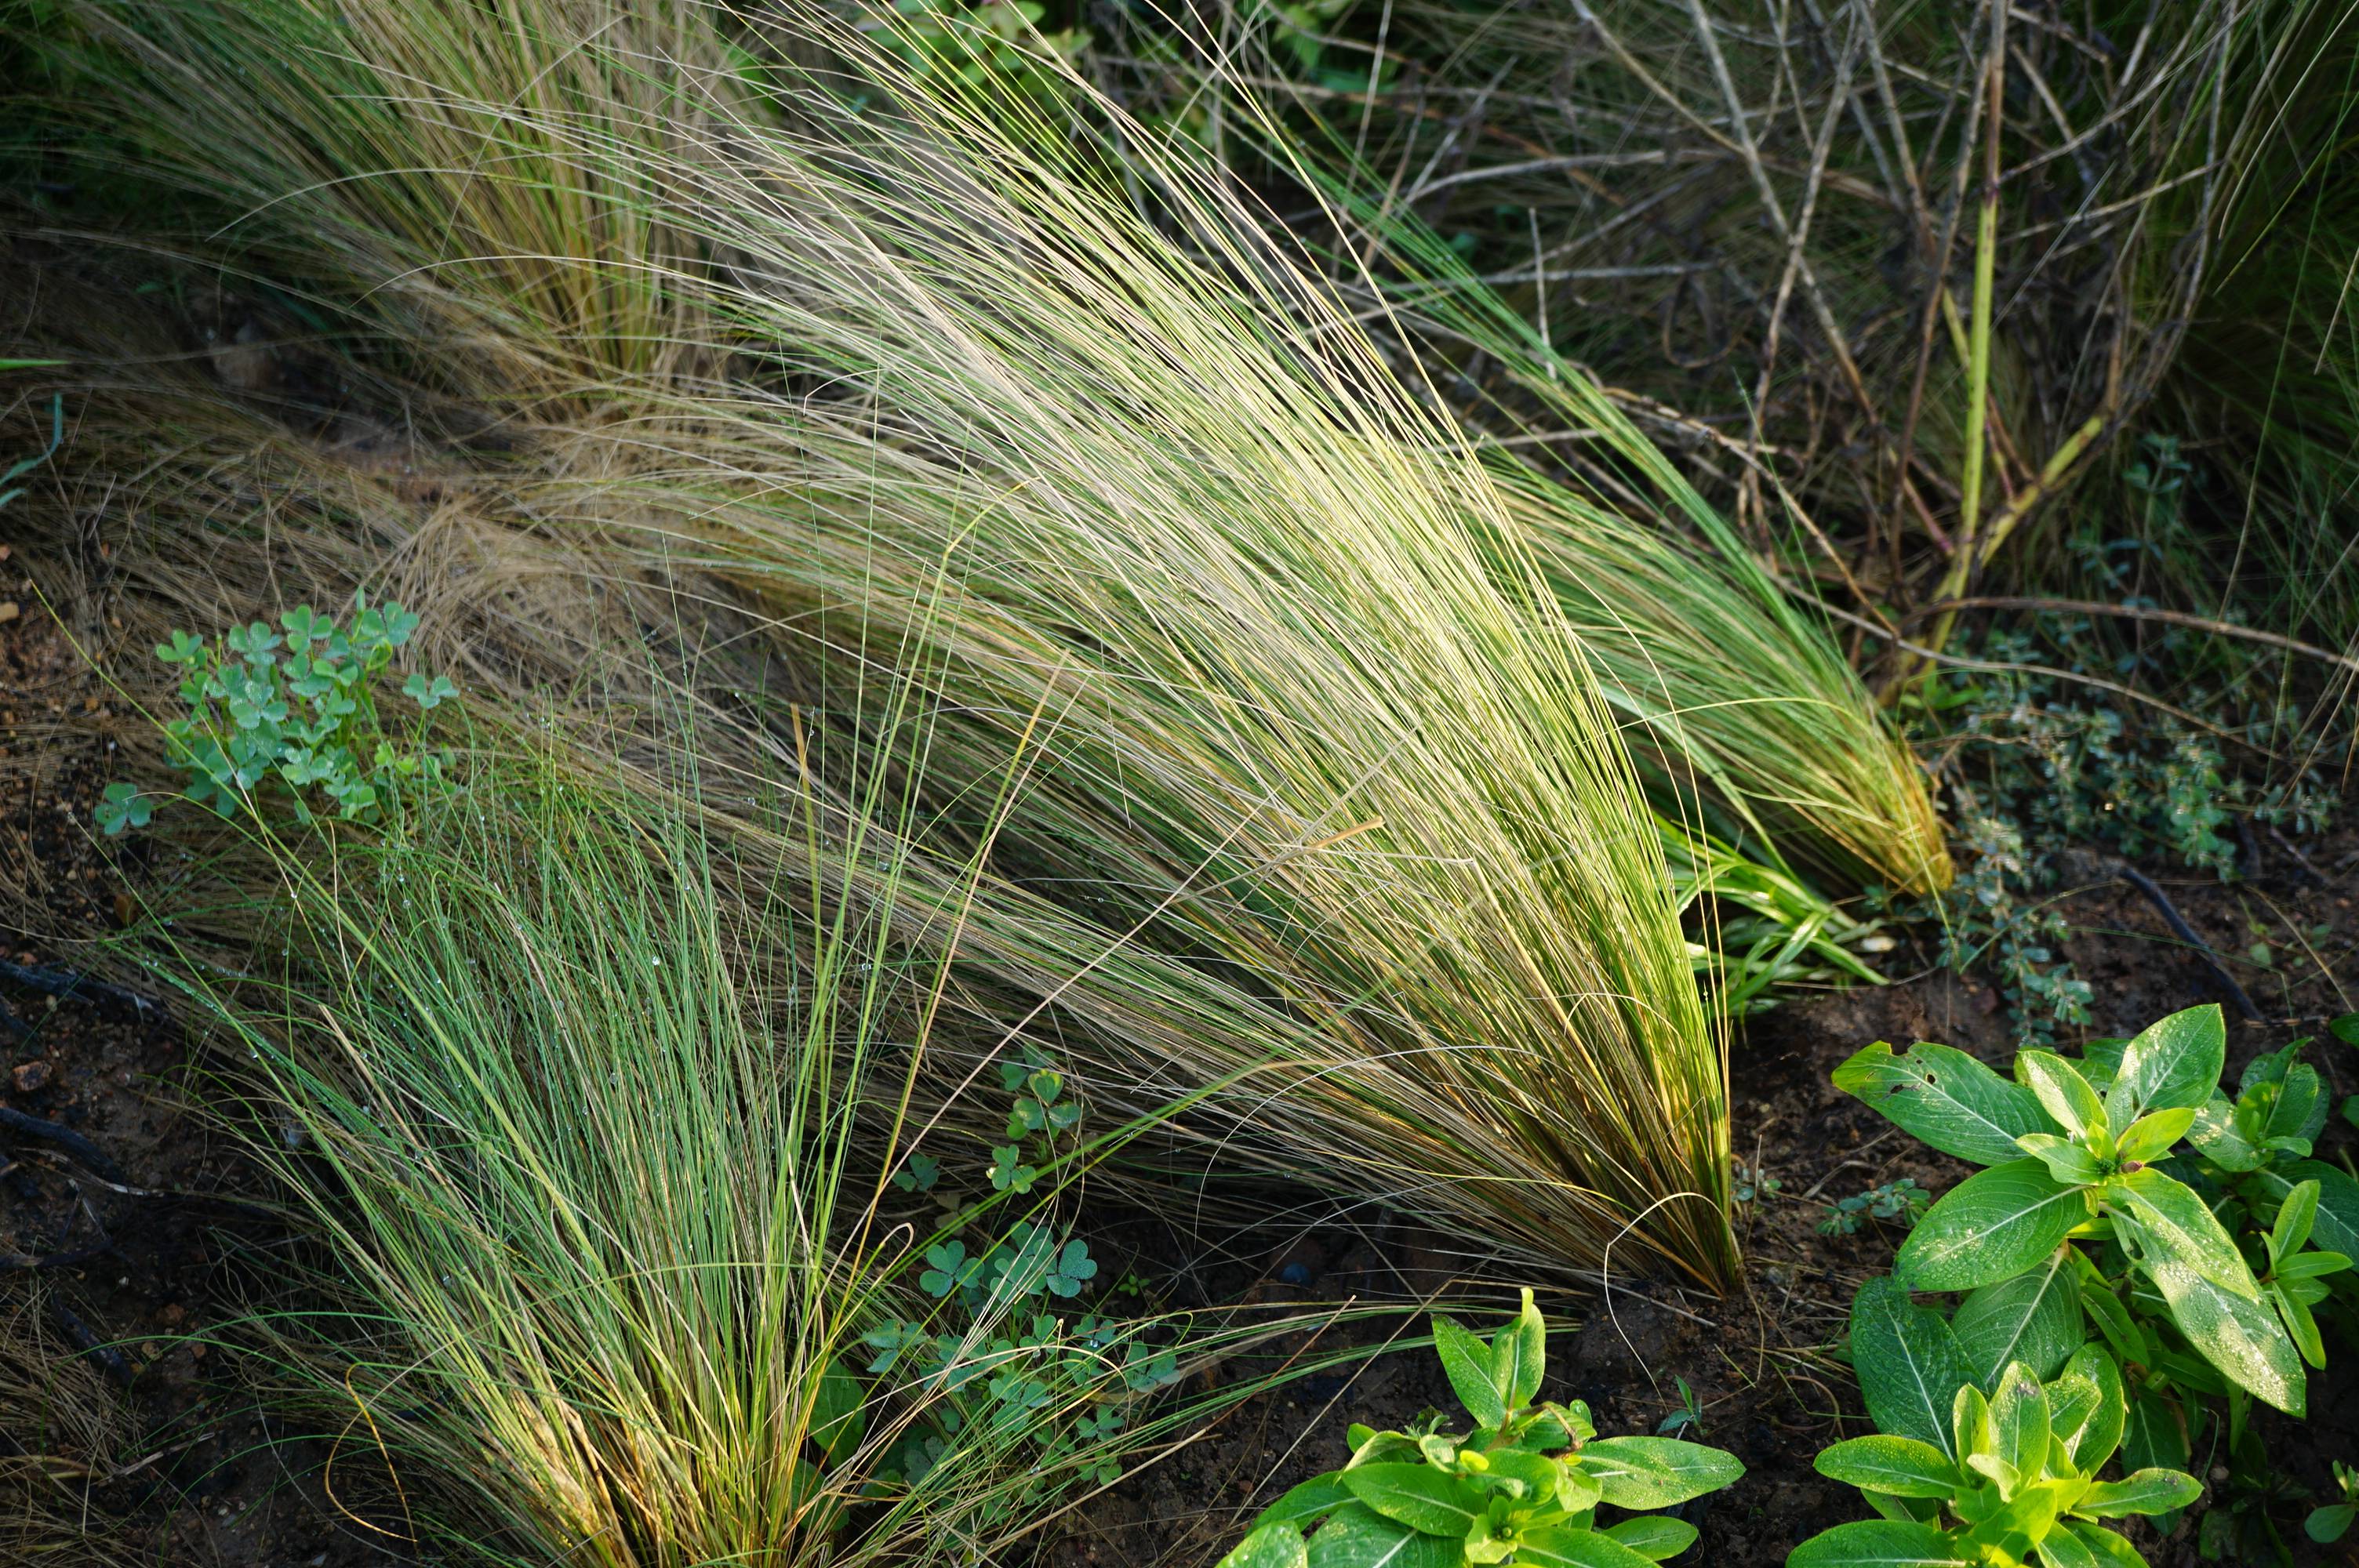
[159,756,1199,1566]
[579,5,1736,1281]
[10,0,1764,1285]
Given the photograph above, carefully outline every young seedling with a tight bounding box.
[1792,1352,2201,1567]
[1218,1290,1743,1566]
[1834,1004,2318,1414]
[1817,1178,1930,1236]
[2307,1461,2357,1545]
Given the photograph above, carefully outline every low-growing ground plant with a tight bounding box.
[1834,1004,2343,1417]
[2309,1461,2357,1545]
[97,593,456,834]
[1216,1290,1743,1566]
[862,1041,1182,1494]
[1817,1179,1930,1237]
[1794,1330,2201,1567]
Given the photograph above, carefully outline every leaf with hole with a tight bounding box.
[1835,1042,2055,1166]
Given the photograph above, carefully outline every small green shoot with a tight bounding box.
[1218,1290,1743,1566]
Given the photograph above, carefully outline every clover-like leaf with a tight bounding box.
[987,1144,1039,1193]
[95,782,153,836]
[919,1241,969,1298]
[1045,1239,1097,1298]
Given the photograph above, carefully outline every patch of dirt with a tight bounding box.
[3,604,385,1567]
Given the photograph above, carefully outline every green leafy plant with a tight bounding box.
[1835,1004,2328,1416]
[2307,1460,2356,1544]
[1656,1377,1706,1438]
[1733,1162,1783,1207]
[96,593,456,834]
[1818,1179,1931,1237]
[863,1041,1179,1494]
[1216,1290,1743,1566]
[1794,1331,2201,1567]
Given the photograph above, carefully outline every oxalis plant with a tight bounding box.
[1833,1004,2347,1417]
[96,593,458,834]
[1215,1291,1743,1567]
[1792,1337,2201,1567]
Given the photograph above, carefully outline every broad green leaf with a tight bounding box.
[1258,1474,1353,1530]
[1337,1465,1478,1537]
[2048,1344,2124,1472]
[1969,1475,2060,1545]
[1479,1448,1562,1501]
[2016,1134,2104,1186]
[2270,1179,2320,1265]
[2272,1280,2326,1368]
[2131,1237,2304,1414]
[1834,1042,2056,1166]
[2103,1005,2226,1130]
[1813,1435,1957,1497]
[2075,1468,2202,1517]
[1864,1490,1943,1524]
[2186,1093,2261,1172]
[1954,1250,2081,1387]
[1951,1385,1992,1482]
[2266,1062,2326,1145]
[2072,1266,2152,1370]
[2307,1503,2357,1544]
[2030,1523,2101,1568]
[1303,1504,1458,1568]
[1850,1276,1976,1456]
[2114,1107,2194,1164]
[1574,1436,1743,1508]
[1492,1287,1546,1410]
[1786,1519,1972,1567]
[2061,1521,2150,1568]
[1514,1525,1656,1568]
[2252,1160,2359,1258]
[1897,1161,2087,1292]
[1598,1516,1699,1561]
[2019,1051,2106,1141]
[1218,1523,1310,1568]
[2118,1388,2186,1475]
[2108,1169,2261,1301]
[1988,1363,2051,1485]
[1430,1315,1505,1428]
[2274,1249,2350,1281]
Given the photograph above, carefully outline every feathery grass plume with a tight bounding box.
[1096,0,2330,664]
[149,743,1244,1567]
[9,1,1736,1283]
[580,5,1735,1283]
[19,0,729,403]
[1281,168,1953,895]
[1088,38,1951,894]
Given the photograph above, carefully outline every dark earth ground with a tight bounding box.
[5,597,2355,1567]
